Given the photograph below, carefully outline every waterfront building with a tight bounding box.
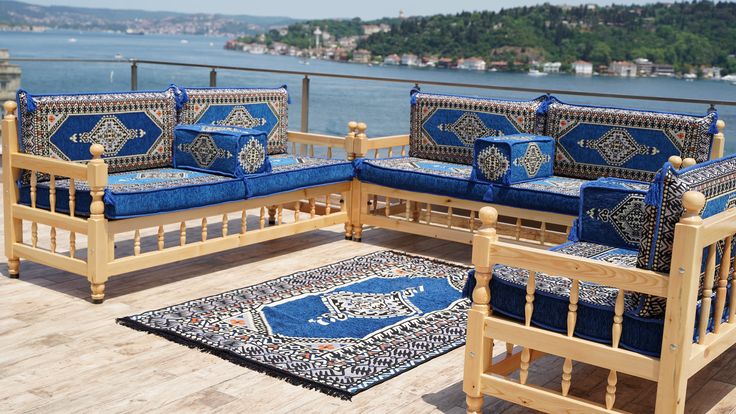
[457,57,486,71]
[384,54,400,65]
[352,49,372,64]
[572,60,593,75]
[437,58,453,69]
[652,63,675,77]
[401,54,419,66]
[609,60,637,77]
[489,60,508,71]
[421,56,438,67]
[542,62,561,73]
[634,57,653,76]
[702,66,722,79]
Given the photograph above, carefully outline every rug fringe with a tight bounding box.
[116,317,354,401]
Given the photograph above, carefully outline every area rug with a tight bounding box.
[117,250,470,399]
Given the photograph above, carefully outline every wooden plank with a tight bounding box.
[13,243,87,276]
[107,212,348,276]
[12,153,88,180]
[364,134,410,150]
[362,215,475,244]
[12,205,88,234]
[699,208,736,246]
[488,242,669,296]
[286,131,345,148]
[688,322,736,377]
[479,373,628,414]
[484,317,660,380]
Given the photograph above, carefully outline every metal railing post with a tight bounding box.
[130,60,138,91]
[210,68,217,87]
[301,75,310,132]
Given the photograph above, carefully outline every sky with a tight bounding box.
[22,0,670,19]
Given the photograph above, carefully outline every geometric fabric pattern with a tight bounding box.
[586,193,647,245]
[16,87,179,176]
[118,250,470,399]
[545,97,718,181]
[180,87,289,155]
[178,134,231,168]
[472,134,554,185]
[239,137,267,174]
[410,91,548,165]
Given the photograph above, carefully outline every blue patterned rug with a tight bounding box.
[118,251,470,399]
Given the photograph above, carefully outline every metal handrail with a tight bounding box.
[9,56,736,132]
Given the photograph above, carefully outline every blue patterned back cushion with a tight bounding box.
[173,124,271,177]
[545,98,718,181]
[179,87,288,155]
[16,87,180,174]
[409,92,547,164]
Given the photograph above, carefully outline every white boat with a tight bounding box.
[68,38,77,43]
[114,53,123,59]
[722,74,736,82]
[683,73,697,81]
[180,39,189,44]
[528,69,548,77]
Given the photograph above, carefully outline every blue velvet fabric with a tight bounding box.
[19,168,246,219]
[16,87,180,174]
[462,241,732,357]
[573,178,650,250]
[244,154,355,198]
[545,97,718,181]
[483,175,588,216]
[173,124,271,177]
[179,87,289,155]
[471,134,554,185]
[409,91,548,164]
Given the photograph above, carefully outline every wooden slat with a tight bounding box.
[12,204,88,234]
[700,208,736,246]
[13,243,87,276]
[286,131,345,147]
[364,134,410,150]
[12,153,88,179]
[688,321,736,376]
[488,242,669,296]
[484,317,659,380]
[107,212,348,276]
[479,374,628,414]
[362,215,475,244]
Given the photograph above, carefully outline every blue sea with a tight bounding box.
[3,30,735,154]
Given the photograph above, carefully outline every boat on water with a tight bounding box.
[180,39,189,44]
[528,69,548,77]
[125,29,145,35]
[68,38,77,43]
[683,73,697,81]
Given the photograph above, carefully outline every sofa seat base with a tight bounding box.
[356,156,586,215]
[19,168,247,219]
[245,154,355,198]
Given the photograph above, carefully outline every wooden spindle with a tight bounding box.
[373,149,379,158]
[291,142,296,154]
[411,201,420,222]
[277,205,283,225]
[540,222,547,245]
[372,195,378,214]
[309,198,316,218]
[714,236,732,333]
[506,343,514,355]
[561,280,579,396]
[259,207,266,230]
[520,271,535,385]
[180,222,186,246]
[134,229,141,256]
[325,195,331,215]
[31,172,38,248]
[447,207,453,229]
[698,244,717,343]
[69,179,76,258]
[309,144,314,157]
[606,290,625,410]
[222,214,229,237]
[327,147,332,159]
[515,217,522,240]
[426,204,432,224]
[157,225,164,250]
[384,197,390,217]
[469,210,476,232]
[388,147,393,158]
[201,217,208,242]
[48,176,57,253]
[292,201,299,222]
[405,200,411,220]
[401,146,406,156]
[241,210,247,234]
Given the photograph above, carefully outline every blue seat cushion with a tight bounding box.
[464,241,728,357]
[356,156,585,216]
[19,168,246,219]
[244,154,355,198]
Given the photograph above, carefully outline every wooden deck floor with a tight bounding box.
[2,214,736,413]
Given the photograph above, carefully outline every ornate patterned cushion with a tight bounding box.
[18,168,247,219]
[471,134,554,185]
[545,97,718,181]
[179,87,289,155]
[173,124,271,177]
[245,154,355,198]
[16,87,181,175]
[572,178,650,250]
[409,91,548,165]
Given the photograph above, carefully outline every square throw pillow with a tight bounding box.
[173,124,271,177]
[471,134,554,185]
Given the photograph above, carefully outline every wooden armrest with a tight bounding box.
[365,134,410,150]
[12,153,88,180]
[287,131,346,148]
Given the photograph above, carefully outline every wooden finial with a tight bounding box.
[682,158,696,168]
[357,122,367,135]
[717,120,725,134]
[348,121,358,134]
[3,100,17,116]
[478,207,498,232]
[681,191,705,224]
[668,155,683,170]
[90,144,104,159]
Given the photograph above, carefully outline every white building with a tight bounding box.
[401,54,419,66]
[384,54,400,65]
[573,60,593,75]
[542,62,562,73]
[458,57,487,71]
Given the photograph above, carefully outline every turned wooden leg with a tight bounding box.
[268,206,277,225]
[353,225,363,242]
[344,222,353,240]
[7,257,19,278]
[90,283,105,304]
[466,395,484,414]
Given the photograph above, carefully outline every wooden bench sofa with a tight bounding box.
[2,86,366,303]
[348,90,725,247]
[464,152,736,413]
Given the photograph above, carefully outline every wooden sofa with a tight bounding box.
[464,152,736,413]
[2,86,367,303]
[349,91,726,247]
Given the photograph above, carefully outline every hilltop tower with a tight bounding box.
[313,27,322,57]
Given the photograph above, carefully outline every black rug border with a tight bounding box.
[116,249,472,400]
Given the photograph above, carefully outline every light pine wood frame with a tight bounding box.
[464,192,736,414]
[346,133,574,246]
[2,101,360,303]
